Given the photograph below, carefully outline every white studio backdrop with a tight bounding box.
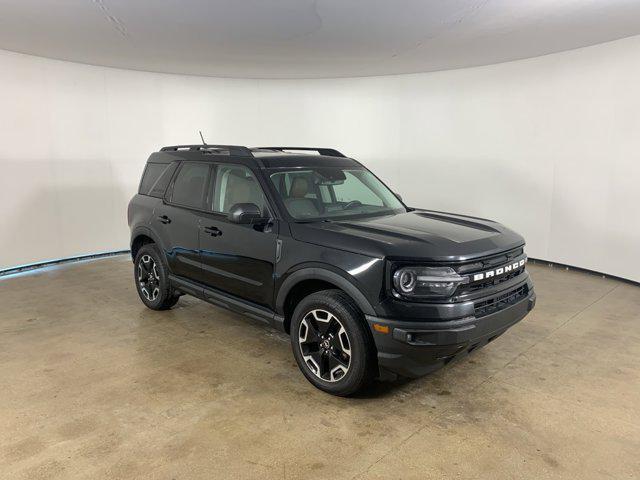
[1,35,639,281]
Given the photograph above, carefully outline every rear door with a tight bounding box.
[151,161,211,280]
[198,163,278,308]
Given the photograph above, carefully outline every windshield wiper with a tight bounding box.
[294,218,332,224]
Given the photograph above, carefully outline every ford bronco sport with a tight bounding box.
[128,144,535,396]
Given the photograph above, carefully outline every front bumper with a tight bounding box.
[366,287,536,378]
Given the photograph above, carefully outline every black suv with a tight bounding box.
[128,144,535,396]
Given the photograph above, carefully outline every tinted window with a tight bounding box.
[148,162,178,197]
[171,162,210,208]
[139,163,175,196]
[210,164,267,214]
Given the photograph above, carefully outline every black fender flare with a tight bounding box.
[130,226,165,259]
[275,267,376,317]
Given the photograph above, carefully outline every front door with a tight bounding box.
[198,163,277,308]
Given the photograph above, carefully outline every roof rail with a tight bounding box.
[258,147,346,158]
[160,144,253,157]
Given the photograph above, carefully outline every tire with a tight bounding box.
[134,244,179,310]
[290,289,376,396]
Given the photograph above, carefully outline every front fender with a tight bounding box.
[275,265,377,317]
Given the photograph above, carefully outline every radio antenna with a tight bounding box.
[199,130,207,145]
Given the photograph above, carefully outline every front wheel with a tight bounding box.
[290,290,376,396]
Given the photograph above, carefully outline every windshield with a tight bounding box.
[268,166,405,221]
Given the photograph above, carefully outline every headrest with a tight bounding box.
[290,177,309,198]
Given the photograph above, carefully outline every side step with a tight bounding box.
[169,274,286,331]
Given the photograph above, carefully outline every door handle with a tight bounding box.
[157,215,171,224]
[203,226,222,237]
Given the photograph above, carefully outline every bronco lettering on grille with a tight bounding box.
[472,258,527,282]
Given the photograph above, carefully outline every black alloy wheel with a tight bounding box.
[134,244,180,310]
[298,309,352,382]
[137,254,160,302]
[291,290,376,396]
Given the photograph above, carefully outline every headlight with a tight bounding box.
[392,266,467,299]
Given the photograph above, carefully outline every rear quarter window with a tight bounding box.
[139,162,178,197]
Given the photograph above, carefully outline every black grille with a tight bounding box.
[463,266,526,293]
[456,247,523,275]
[474,284,528,318]
[454,246,527,296]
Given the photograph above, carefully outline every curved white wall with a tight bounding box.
[1,36,639,281]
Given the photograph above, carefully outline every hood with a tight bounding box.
[289,209,525,262]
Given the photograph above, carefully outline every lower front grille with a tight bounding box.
[474,284,528,318]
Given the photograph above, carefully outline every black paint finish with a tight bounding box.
[128,146,535,378]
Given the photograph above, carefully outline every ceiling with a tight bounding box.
[1,0,640,79]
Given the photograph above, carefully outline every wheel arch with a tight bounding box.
[276,267,376,334]
[130,227,163,261]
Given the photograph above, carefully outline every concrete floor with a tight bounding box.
[0,256,639,479]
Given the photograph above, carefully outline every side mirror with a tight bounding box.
[228,203,266,224]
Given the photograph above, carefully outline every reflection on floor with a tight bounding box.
[1,255,638,479]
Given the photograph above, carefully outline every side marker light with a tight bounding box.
[373,324,390,334]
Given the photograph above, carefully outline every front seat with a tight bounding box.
[222,170,268,214]
[284,177,320,218]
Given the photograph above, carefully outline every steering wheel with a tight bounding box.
[342,200,363,210]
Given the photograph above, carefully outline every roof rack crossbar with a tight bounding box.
[160,144,253,157]
[259,147,346,158]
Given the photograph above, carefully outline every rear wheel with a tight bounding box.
[290,290,376,396]
[134,244,179,310]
